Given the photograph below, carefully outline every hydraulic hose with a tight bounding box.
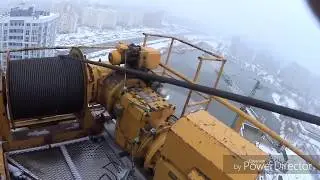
[80,59,320,127]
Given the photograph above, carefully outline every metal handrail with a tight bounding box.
[158,62,320,171]
[142,33,224,59]
[143,33,320,171]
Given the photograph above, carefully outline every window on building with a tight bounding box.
[26,23,30,26]
[9,36,23,40]
[31,36,37,42]
[4,23,7,26]
[32,23,38,26]
[10,29,23,33]
[10,43,22,46]
[25,37,29,42]
[26,30,29,35]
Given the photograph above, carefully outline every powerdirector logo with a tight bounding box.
[223,155,319,174]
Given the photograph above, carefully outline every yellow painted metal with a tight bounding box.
[13,114,76,128]
[213,96,320,171]
[158,64,209,100]
[144,129,168,169]
[153,158,185,180]
[162,38,174,76]
[114,87,175,155]
[0,62,100,152]
[198,55,225,62]
[181,58,203,116]
[204,60,226,110]
[0,92,10,140]
[109,42,161,70]
[109,42,128,65]
[142,33,224,59]
[159,58,320,170]
[86,64,112,103]
[233,116,245,133]
[159,110,267,180]
[140,47,161,70]
[159,63,193,83]
[0,143,7,180]
[116,42,129,52]
[187,168,207,180]
[109,50,122,65]
[0,37,318,179]
[99,77,146,112]
[187,99,210,107]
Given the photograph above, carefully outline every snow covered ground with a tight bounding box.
[55,25,190,46]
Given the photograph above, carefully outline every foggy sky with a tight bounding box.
[106,0,320,75]
[4,0,320,75]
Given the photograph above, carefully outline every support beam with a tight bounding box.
[181,58,203,117]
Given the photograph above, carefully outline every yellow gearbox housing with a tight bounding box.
[114,87,175,157]
[109,42,160,70]
[139,47,161,69]
[154,110,267,180]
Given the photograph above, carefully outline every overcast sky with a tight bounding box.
[105,0,319,74]
[4,0,320,74]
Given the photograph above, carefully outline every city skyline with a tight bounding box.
[0,5,58,71]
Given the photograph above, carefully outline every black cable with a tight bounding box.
[99,161,120,180]
[98,173,112,180]
[102,161,120,170]
[103,168,118,180]
[80,59,320,127]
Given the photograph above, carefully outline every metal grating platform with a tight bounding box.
[10,147,74,180]
[66,140,120,180]
[7,135,142,180]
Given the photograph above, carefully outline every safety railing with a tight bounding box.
[142,33,226,117]
[142,32,320,171]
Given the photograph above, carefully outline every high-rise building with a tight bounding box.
[143,11,164,28]
[52,2,79,34]
[82,7,117,29]
[117,11,143,27]
[0,6,59,71]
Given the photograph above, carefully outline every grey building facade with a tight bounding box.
[0,6,59,71]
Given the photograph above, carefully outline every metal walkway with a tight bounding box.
[6,135,144,180]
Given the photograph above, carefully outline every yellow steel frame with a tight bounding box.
[142,33,320,171]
